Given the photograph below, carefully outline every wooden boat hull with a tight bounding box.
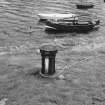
[44,20,99,32]
[46,21,94,31]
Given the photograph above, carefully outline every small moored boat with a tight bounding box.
[76,0,94,9]
[76,2,94,9]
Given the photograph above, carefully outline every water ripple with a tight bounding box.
[0,0,104,51]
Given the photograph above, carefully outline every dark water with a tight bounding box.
[0,0,104,49]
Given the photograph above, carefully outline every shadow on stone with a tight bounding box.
[26,67,40,76]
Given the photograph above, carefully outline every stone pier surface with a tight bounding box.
[0,0,105,105]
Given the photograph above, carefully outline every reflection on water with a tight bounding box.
[0,0,104,57]
[0,0,104,53]
[0,0,102,51]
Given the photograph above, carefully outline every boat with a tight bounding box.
[37,13,76,21]
[44,16,100,32]
[76,0,94,9]
[76,3,94,9]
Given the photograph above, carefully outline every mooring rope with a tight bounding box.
[40,57,89,79]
